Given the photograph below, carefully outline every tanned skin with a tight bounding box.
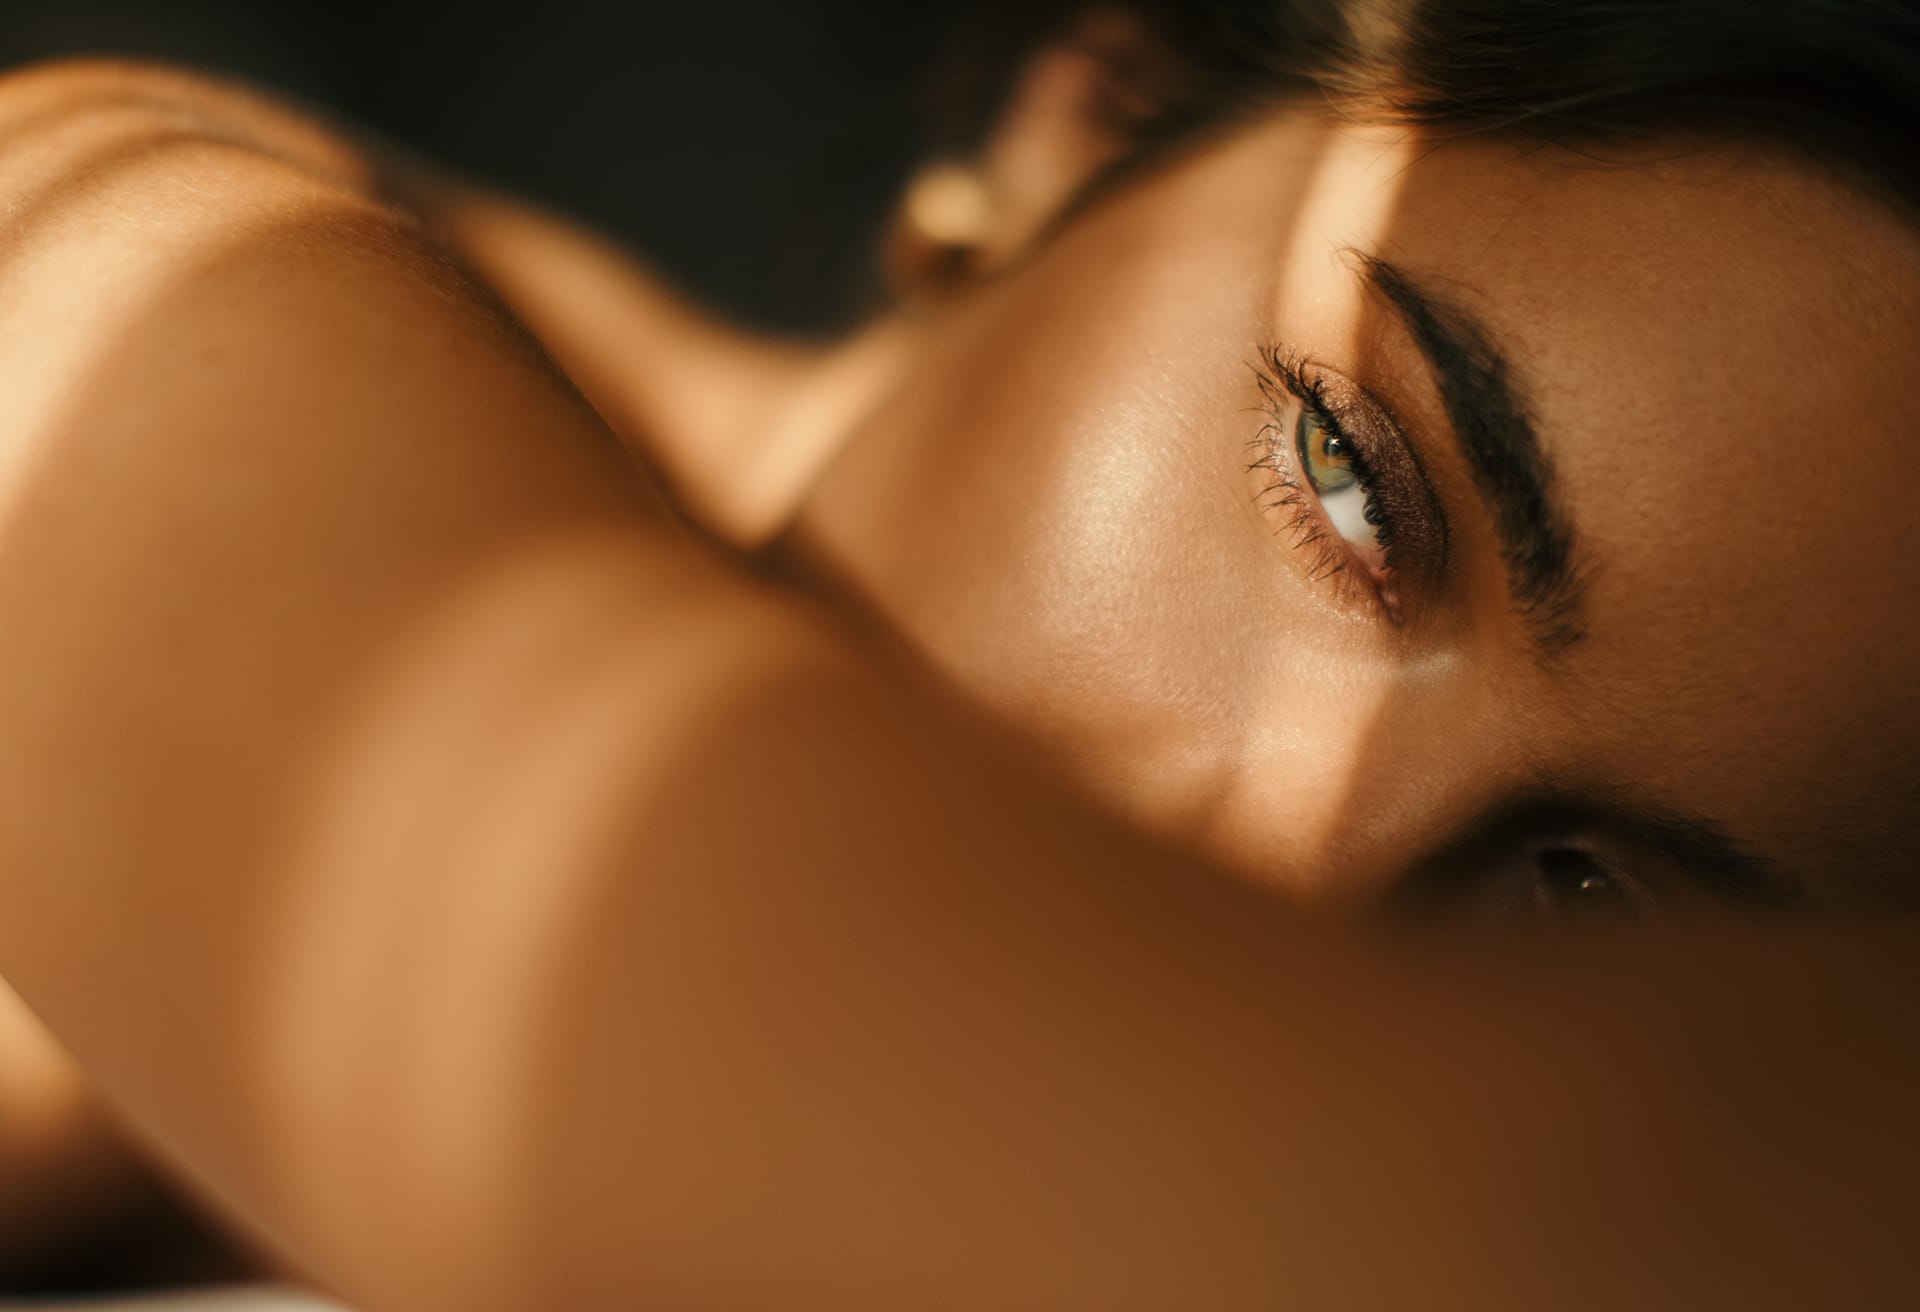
[0,59,1915,1311]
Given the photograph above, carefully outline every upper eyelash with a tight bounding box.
[1245,345,1395,584]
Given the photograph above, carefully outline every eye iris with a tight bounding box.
[1297,411,1357,493]
[1293,407,1381,562]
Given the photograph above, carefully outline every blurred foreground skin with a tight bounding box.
[0,53,1915,1312]
[0,977,131,1272]
[0,981,245,1292]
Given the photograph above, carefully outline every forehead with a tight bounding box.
[1248,121,1920,888]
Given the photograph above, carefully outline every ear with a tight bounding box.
[885,10,1187,294]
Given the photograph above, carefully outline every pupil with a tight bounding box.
[1537,848,1632,916]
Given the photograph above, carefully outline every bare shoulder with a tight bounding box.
[0,62,678,1288]
[0,59,668,1019]
[0,58,549,392]
[0,56,653,543]
[0,56,375,193]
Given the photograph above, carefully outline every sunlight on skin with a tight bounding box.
[787,104,1920,907]
[793,122,1455,899]
[0,102,658,1282]
[411,187,812,542]
[0,59,372,187]
[0,139,414,1032]
[0,74,385,547]
[413,188,923,550]
[1221,129,1444,887]
[254,526,964,1301]
[0,83,400,1280]
[259,534,710,1272]
[0,130,235,523]
[744,322,927,546]
[0,52,1916,1309]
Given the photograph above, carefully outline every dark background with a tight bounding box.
[0,0,963,331]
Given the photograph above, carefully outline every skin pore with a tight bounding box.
[771,114,1920,913]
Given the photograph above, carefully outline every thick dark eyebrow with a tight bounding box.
[1622,804,1801,906]
[1346,251,1589,650]
[1336,257,1807,906]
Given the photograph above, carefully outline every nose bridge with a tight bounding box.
[1197,676,1525,908]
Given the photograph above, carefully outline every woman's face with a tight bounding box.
[780,111,1920,915]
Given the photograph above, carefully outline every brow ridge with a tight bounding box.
[1350,251,1588,650]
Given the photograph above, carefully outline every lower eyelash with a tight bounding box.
[1245,434,1351,583]
[1246,343,1426,626]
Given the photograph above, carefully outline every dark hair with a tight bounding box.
[940,0,1920,221]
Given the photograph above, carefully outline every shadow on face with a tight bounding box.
[774,101,1920,919]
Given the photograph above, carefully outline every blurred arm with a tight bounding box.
[0,59,1915,1312]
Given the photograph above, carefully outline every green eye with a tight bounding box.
[1293,406,1382,562]
[1297,412,1359,494]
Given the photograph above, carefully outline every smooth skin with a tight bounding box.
[789,120,1920,905]
[0,52,1916,1310]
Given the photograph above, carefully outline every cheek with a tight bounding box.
[783,280,1436,876]
[787,265,1310,825]
[779,130,1494,886]
[798,306,1271,759]
[787,116,1303,741]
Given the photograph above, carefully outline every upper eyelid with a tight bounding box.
[1272,351,1399,455]
[1256,348,1386,471]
